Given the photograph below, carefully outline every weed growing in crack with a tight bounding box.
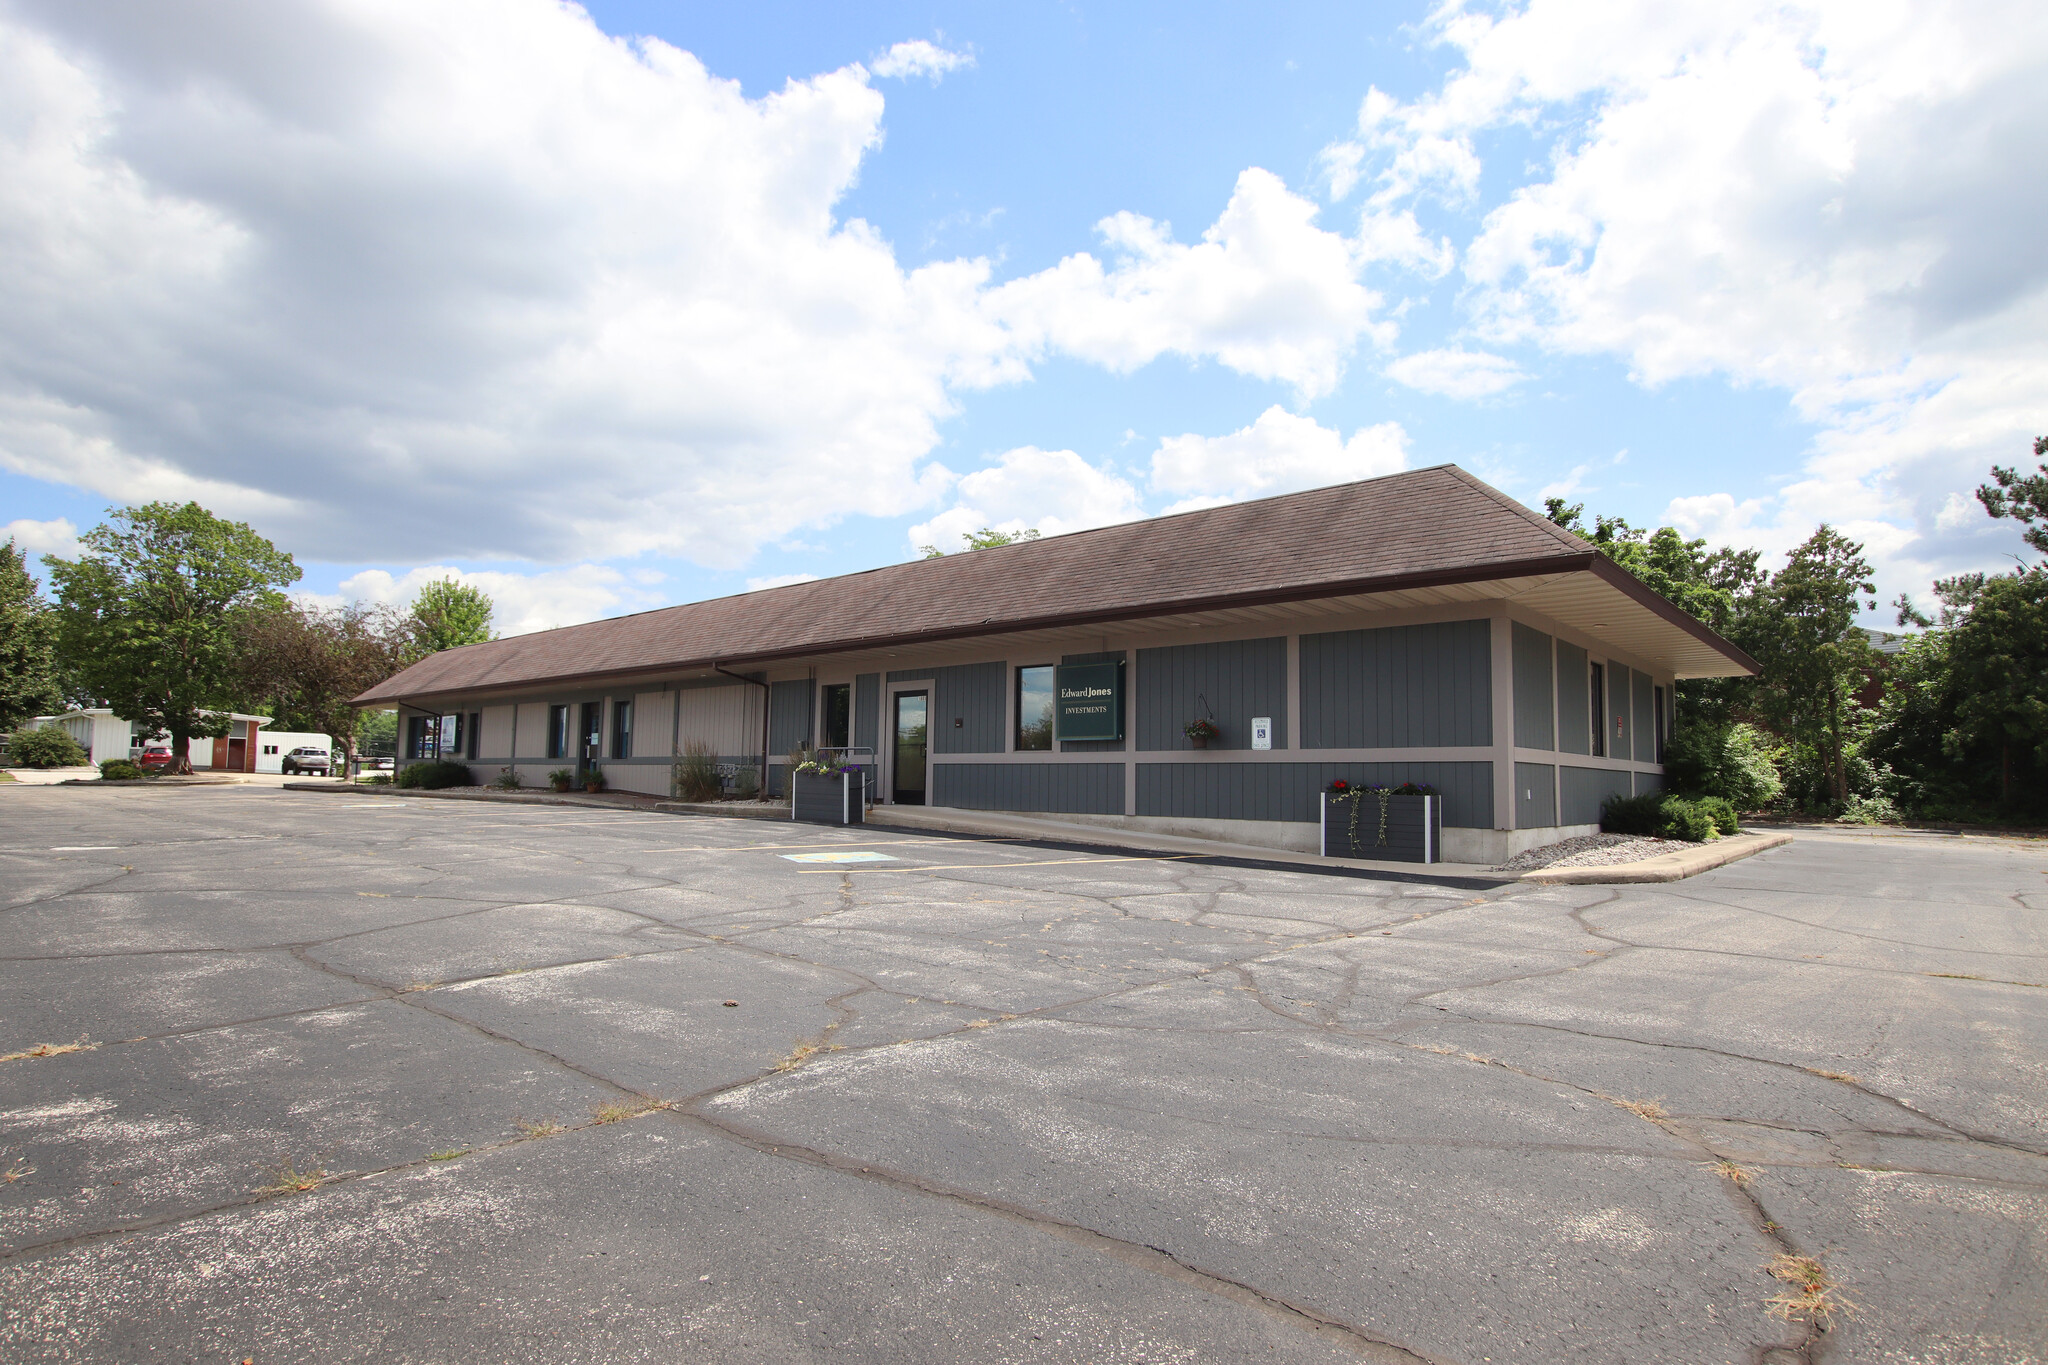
[4,1158,33,1183]
[590,1097,664,1124]
[515,1117,565,1137]
[402,980,441,994]
[774,1042,820,1071]
[1805,1068,1861,1084]
[258,1159,328,1195]
[427,1148,468,1161]
[1608,1095,1667,1121]
[1766,1253,1857,1330]
[0,1036,97,1063]
[1711,1159,1754,1187]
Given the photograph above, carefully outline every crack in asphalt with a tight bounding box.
[7,793,2043,1362]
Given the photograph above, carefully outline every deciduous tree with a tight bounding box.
[1747,526,1876,805]
[0,539,61,733]
[44,503,300,774]
[237,601,413,774]
[407,578,495,658]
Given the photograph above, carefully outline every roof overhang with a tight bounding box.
[356,553,1755,708]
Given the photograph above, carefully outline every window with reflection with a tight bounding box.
[612,699,633,759]
[1016,665,1054,750]
[821,684,850,749]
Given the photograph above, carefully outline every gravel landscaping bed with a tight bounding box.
[1495,831,1697,873]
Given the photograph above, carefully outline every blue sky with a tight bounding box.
[2,0,2041,632]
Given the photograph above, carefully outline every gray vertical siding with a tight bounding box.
[1560,765,1631,826]
[929,662,1007,755]
[767,679,814,757]
[933,763,1125,814]
[1511,622,1555,750]
[1514,762,1558,829]
[1299,619,1492,748]
[1135,637,1287,751]
[1136,761,1493,828]
[1059,651,1127,752]
[1633,770,1665,797]
[854,673,880,754]
[1609,664,1633,760]
[1555,642,1590,755]
[1632,670,1655,763]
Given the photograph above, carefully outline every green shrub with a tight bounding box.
[1694,795,1739,836]
[1664,721,1783,810]
[1659,797,1720,843]
[396,759,472,789]
[490,767,521,790]
[1836,793,1900,825]
[98,759,144,781]
[1601,792,1721,842]
[6,727,89,768]
[1599,792,1665,836]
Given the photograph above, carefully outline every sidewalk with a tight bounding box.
[865,805,1515,885]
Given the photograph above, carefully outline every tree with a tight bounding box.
[919,527,1041,559]
[237,600,412,774]
[0,539,61,732]
[1746,526,1876,805]
[1543,498,1769,728]
[1977,435,2048,555]
[44,503,300,774]
[407,578,495,658]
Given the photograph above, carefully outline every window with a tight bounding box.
[1653,685,1667,764]
[612,699,633,759]
[821,684,850,750]
[407,715,434,760]
[547,704,570,760]
[1589,662,1606,758]
[580,702,603,761]
[1016,665,1054,751]
[439,713,463,760]
[467,713,480,760]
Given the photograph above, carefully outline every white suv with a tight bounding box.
[281,746,331,776]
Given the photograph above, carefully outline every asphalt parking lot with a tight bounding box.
[1,788,2042,1364]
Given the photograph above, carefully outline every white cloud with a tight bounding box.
[2,516,78,559]
[332,564,654,637]
[1327,0,2048,600]
[1150,406,1408,509]
[1384,347,1526,398]
[869,40,971,82]
[0,3,1385,574]
[745,571,820,592]
[985,169,1395,399]
[907,446,1144,556]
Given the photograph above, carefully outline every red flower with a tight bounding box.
[1330,779,1348,791]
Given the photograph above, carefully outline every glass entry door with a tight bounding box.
[892,692,928,805]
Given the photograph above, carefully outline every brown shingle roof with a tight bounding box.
[355,465,1734,703]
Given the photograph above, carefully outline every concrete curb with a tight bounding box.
[279,782,793,820]
[57,775,244,787]
[1519,830,1794,884]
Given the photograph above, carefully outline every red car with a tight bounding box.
[137,745,176,772]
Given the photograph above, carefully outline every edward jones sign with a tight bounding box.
[1054,661,1123,742]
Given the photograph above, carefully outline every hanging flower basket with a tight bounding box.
[1184,718,1219,750]
[1320,780,1442,863]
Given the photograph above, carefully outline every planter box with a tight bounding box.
[792,771,864,826]
[1320,791,1441,863]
